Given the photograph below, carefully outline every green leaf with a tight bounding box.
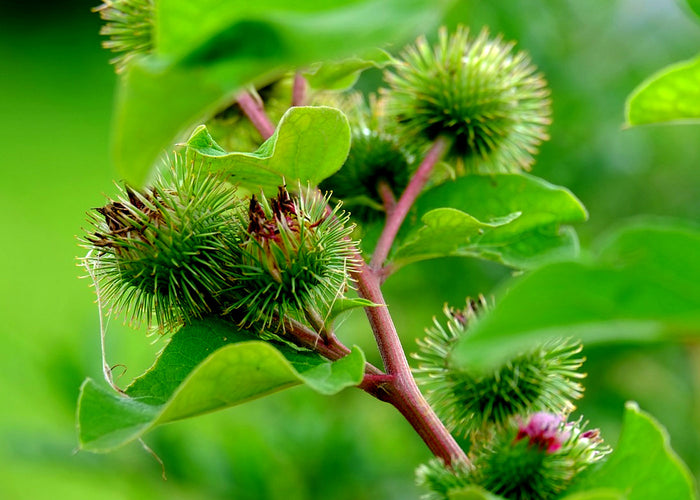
[626,55,700,126]
[450,220,700,371]
[448,486,506,500]
[114,0,454,185]
[685,0,700,18]
[393,208,520,267]
[392,174,588,270]
[303,51,391,91]
[327,297,379,323]
[566,402,697,500]
[476,225,581,270]
[187,106,351,191]
[77,318,365,452]
[559,491,624,500]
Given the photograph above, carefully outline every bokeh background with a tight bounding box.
[1,0,699,498]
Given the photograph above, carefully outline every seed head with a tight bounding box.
[384,26,551,173]
[413,298,585,434]
[227,186,358,329]
[95,0,154,73]
[319,94,414,223]
[83,157,243,330]
[416,414,610,500]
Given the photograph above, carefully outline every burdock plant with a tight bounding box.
[384,26,551,173]
[84,158,243,329]
[413,300,585,435]
[94,0,154,73]
[226,185,358,329]
[76,7,698,500]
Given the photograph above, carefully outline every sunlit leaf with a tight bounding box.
[450,220,700,371]
[328,297,379,324]
[565,402,697,500]
[303,51,391,91]
[626,55,700,126]
[114,0,454,185]
[187,106,350,192]
[392,208,520,267]
[391,174,587,270]
[77,318,365,452]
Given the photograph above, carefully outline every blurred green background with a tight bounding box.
[1,1,699,498]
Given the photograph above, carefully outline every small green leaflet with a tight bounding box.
[391,174,587,270]
[187,106,351,193]
[626,55,700,126]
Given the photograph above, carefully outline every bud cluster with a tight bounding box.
[226,186,358,328]
[417,412,610,500]
[84,159,241,329]
[413,298,610,499]
[384,26,551,173]
[95,0,154,73]
[413,298,585,435]
[84,160,357,334]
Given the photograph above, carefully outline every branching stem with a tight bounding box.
[371,137,449,271]
[292,72,307,107]
[236,90,276,140]
[352,259,468,466]
[238,97,465,466]
[377,179,397,215]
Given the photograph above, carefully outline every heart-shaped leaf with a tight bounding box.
[450,220,700,371]
[565,402,697,499]
[626,55,700,126]
[392,174,587,270]
[186,106,351,192]
[77,318,365,452]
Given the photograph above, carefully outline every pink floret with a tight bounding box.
[516,412,570,453]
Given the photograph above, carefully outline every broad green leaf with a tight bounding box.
[566,402,697,500]
[559,491,624,500]
[685,0,700,18]
[392,174,587,270]
[187,106,351,192]
[450,221,700,371]
[448,486,506,500]
[626,55,700,126]
[392,208,520,267]
[303,51,391,91]
[77,318,365,452]
[114,0,454,185]
[476,225,581,270]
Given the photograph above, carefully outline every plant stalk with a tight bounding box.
[236,90,276,140]
[292,72,307,107]
[371,137,449,270]
[352,259,468,466]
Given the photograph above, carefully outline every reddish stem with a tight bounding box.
[371,137,449,271]
[352,259,468,466]
[292,72,307,107]
[236,91,276,140]
[377,180,397,215]
[237,97,464,465]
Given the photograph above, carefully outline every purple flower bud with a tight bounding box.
[516,412,570,453]
[581,429,600,440]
